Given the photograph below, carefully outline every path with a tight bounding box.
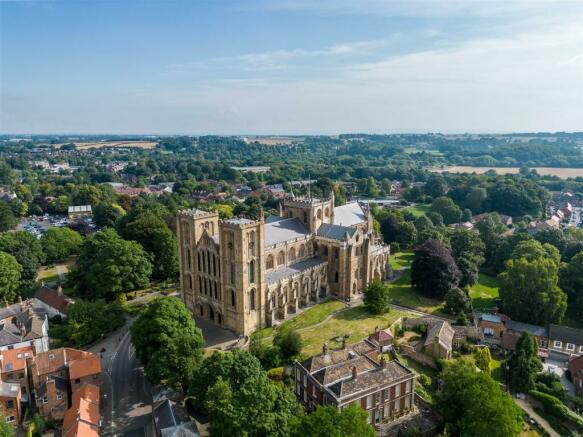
[514,398,560,437]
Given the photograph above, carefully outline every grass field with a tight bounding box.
[299,306,410,356]
[387,269,446,316]
[390,251,414,270]
[469,274,500,311]
[490,356,504,382]
[404,204,431,217]
[53,141,157,150]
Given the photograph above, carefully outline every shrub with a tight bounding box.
[274,329,303,361]
[530,391,583,432]
[417,374,432,388]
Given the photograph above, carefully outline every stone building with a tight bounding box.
[177,195,391,335]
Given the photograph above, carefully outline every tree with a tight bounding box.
[121,213,178,280]
[363,280,390,314]
[431,197,461,225]
[70,228,152,300]
[41,228,83,262]
[0,414,15,437]
[249,341,280,370]
[563,241,583,262]
[464,187,487,214]
[508,333,542,393]
[499,257,567,325]
[190,350,302,436]
[287,404,376,437]
[0,231,44,286]
[0,202,17,231]
[379,214,402,244]
[411,240,461,299]
[65,299,125,347]
[0,252,21,303]
[437,358,523,437]
[396,222,417,248]
[425,174,447,198]
[444,288,471,316]
[511,239,560,266]
[475,214,507,267]
[93,202,125,228]
[559,251,583,318]
[448,228,485,287]
[131,297,204,392]
[534,228,567,253]
[493,233,532,272]
[274,329,303,361]
[473,347,492,373]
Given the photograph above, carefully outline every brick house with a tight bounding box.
[28,348,101,421]
[476,313,506,344]
[294,338,416,426]
[0,381,21,427]
[569,355,583,396]
[501,320,549,358]
[549,325,583,359]
[62,384,100,437]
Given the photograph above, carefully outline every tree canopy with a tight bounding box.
[0,231,45,287]
[363,280,391,314]
[0,252,22,303]
[508,333,542,393]
[411,239,461,299]
[287,404,376,437]
[41,227,83,263]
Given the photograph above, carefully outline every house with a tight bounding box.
[549,325,583,359]
[367,328,394,352]
[476,313,506,344]
[62,384,100,437]
[501,320,549,358]
[569,355,583,396]
[0,381,21,427]
[0,346,34,406]
[423,321,455,359]
[472,213,512,227]
[294,339,416,426]
[34,286,74,318]
[152,398,199,437]
[28,348,101,420]
[67,205,92,220]
[0,300,49,354]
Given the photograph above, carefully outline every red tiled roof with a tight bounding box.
[0,346,34,373]
[69,355,101,381]
[35,286,73,314]
[63,384,100,436]
[368,329,394,346]
[63,421,99,437]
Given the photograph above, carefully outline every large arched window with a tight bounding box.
[249,260,255,283]
[187,249,191,269]
[250,289,256,310]
[266,254,274,270]
[288,247,296,262]
[277,250,285,266]
[324,207,330,217]
[231,290,236,308]
[317,209,322,219]
[299,244,306,259]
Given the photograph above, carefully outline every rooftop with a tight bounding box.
[333,202,367,227]
[264,217,309,246]
[316,223,355,241]
[506,320,548,338]
[266,258,326,285]
[549,324,583,345]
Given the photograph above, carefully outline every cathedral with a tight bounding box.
[176,194,391,335]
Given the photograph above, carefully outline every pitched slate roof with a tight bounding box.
[507,320,548,338]
[424,320,455,349]
[316,223,355,241]
[333,202,366,227]
[265,258,326,285]
[549,325,583,345]
[264,217,310,246]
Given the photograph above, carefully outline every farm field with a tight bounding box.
[53,141,157,149]
[428,166,583,178]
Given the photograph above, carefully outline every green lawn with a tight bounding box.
[387,269,446,316]
[390,251,414,270]
[404,204,431,217]
[469,273,500,311]
[490,357,503,383]
[299,307,411,357]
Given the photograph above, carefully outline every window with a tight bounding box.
[384,388,389,401]
[296,371,300,381]
[312,385,317,397]
[394,400,400,413]
[303,390,307,403]
[231,290,236,308]
[484,327,494,336]
[230,262,236,284]
[250,289,256,311]
[42,396,48,404]
[554,340,563,348]
[5,400,13,409]
[57,394,63,400]
[540,339,548,348]
[366,395,372,409]
[405,380,411,393]
[334,272,339,283]
[299,244,306,258]
[405,395,411,409]
[16,353,21,359]
[289,247,296,262]
[266,255,274,270]
[75,378,80,384]
[580,345,583,353]
[277,251,285,266]
[249,260,255,283]
[296,383,300,395]
[303,374,307,387]
[48,354,54,360]
[566,343,575,351]
[395,384,401,397]
[375,393,380,405]
[5,416,14,423]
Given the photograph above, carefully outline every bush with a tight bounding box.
[417,374,432,388]
[266,367,285,380]
[530,390,583,432]
[249,341,280,370]
[274,329,303,361]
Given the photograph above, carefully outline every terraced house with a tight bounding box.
[177,195,391,335]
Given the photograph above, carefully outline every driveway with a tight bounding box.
[543,359,575,395]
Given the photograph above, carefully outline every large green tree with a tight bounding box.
[0,202,17,232]
[70,228,152,299]
[287,404,376,437]
[0,231,44,286]
[121,213,178,280]
[41,227,83,262]
[499,257,567,325]
[559,251,583,318]
[131,297,204,392]
[508,333,542,393]
[431,197,462,225]
[363,280,391,314]
[448,228,485,287]
[411,239,461,299]
[0,252,22,303]
[191,350,302,437]
[65,299,125,347]
[437,358,523,437]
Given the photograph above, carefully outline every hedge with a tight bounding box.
[530,390,583,432]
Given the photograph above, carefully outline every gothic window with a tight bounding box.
[324,207,330,217]
[334,248,339,259]
[230,262,236,284]
[266,255,274,270]
[249,260,255,283]
[277,250,285,266]
[303,212,308,223]
[198,276,202,293]
[188,275,192,290]
[187,249,191,269]
[250,289,256,310]
[317,209,322,219]
[231,290,236,308]
[289,247,296,262]
[299,244,306,258]
[334,271,339,283]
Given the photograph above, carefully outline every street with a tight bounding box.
[91,321,153,436]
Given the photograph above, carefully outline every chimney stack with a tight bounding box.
[322,344,329,355]
[57,285,63,295]
[342,338,347,350]
[351,366,358,380]
[380,356,387,369]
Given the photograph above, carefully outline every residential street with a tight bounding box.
[90,320,153,436]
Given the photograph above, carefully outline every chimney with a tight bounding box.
[57,285,63,295]
[342,339,347,350]
[18,296,23,311]
[380,357,387,369]
[322,344,328,355]
[351,366,357,380]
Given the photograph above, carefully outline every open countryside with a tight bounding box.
[430,166,583,178]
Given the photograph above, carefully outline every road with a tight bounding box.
[514,398,560,437]
[95,322,153,436]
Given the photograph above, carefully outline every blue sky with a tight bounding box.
[1,0,582,134]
